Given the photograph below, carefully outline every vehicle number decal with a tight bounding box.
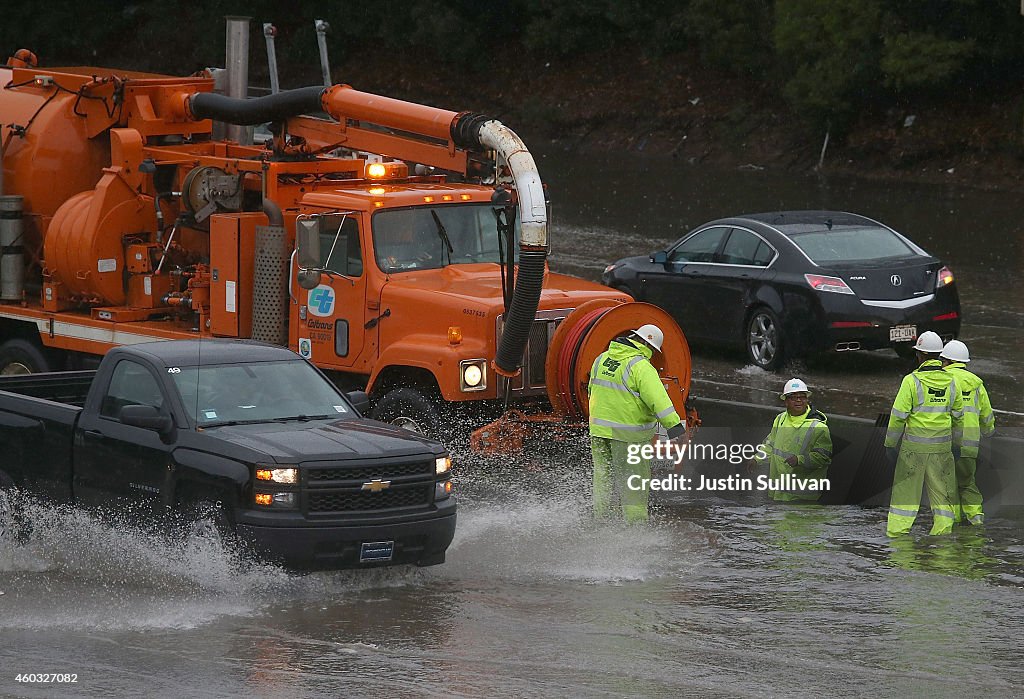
[167,367,181,373]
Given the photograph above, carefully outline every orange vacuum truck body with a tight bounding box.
[0,54,697,445]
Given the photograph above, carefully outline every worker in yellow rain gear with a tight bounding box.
[588,324,685,522]
[940,340,995,525]
[750,378,832,501]
[884,331,964,536]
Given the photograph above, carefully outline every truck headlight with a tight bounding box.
[255,492,297,508]
[435,456,452,475]
[460,359,487,392]
[255,466,299,484]
[434,480,453,501]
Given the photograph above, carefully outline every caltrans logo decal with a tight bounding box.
[307,285,335,317]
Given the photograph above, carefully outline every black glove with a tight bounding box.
[952,446,961,459]
[885,446,899,465]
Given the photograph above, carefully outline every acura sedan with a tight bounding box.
[601,211,961,370]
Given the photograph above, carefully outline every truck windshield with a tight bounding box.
[372,203,520,272]
[171,359,353,426]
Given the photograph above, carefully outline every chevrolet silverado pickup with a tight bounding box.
[0,339,456,569]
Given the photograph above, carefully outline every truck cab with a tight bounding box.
[293,180,630,430]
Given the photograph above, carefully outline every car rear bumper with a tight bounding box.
[234,499,456,570]
[818,289,961,352]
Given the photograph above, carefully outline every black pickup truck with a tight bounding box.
[0,340,455,570]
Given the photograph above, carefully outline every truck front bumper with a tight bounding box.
[234,499,456,570]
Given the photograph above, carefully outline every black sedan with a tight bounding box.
[601,211,961,370]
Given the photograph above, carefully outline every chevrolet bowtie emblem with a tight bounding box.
[361,478,391,493]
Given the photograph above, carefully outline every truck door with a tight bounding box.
[74,359,174,511]
[297,213,368,371]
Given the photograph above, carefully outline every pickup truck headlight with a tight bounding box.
[255,466,299,484]
[460,359,487,392]
[435,456,452,475]
[255,492,297,508]
[434,480,453,501]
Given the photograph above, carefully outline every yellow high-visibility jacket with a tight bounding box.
[885,359,964,454]
[588,337,684,443]
[944,362,995,459]
[754,407,833,472]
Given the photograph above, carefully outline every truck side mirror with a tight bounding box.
[296,218,324,289]
[345,390,371,415]
[297,268,322,290]
[120,404,174,434]
[651,251,668,265]
[296,218,321,269]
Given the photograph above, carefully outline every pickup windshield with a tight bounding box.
[372,203,520,272]
[171,360,353,426]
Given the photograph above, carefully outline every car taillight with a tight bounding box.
[603,263,618,275]
[933,311,959,321]
[830,321,872,328]
[805,274,855,295]
[936,266,954,288]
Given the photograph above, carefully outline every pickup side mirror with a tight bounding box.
[120,404,174,434]
[345,390,371,415]
[651,251,668,264]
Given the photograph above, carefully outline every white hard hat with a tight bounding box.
[780,377,809,398]
[940,339,970,363]
[913,330,943,353]
[633,324,665,353]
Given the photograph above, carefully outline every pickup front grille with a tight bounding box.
[306,461,433,482]
[307,484,433,512]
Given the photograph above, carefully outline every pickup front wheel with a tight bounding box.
[188,500,235,548]
[371,388,441,436]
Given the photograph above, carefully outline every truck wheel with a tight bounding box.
[189,500,234,547]
[371,388,441,436]
[745,307,786,371]
[0,338,54,375]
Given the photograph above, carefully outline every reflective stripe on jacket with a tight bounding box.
[588,337,683,443]
[754,407,833,473]
[885,359,965,454]
[944,362,995,458]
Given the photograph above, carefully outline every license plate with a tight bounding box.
[890,325,917,342]
[360,541,394,563]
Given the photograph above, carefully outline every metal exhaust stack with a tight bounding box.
[263,23,280,94]
[315,19,332,87]
[225,16,252,145]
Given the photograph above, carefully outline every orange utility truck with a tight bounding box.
[0,36,695,439]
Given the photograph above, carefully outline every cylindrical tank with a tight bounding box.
[0,196,25,300]
[0,68,111,249]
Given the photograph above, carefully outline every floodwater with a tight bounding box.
[539,148,1024,433]
[2,157,1023,697]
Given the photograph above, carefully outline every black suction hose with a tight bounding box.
[453,114,550,377]
[189,86,325,125]
[494,249,546,375]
